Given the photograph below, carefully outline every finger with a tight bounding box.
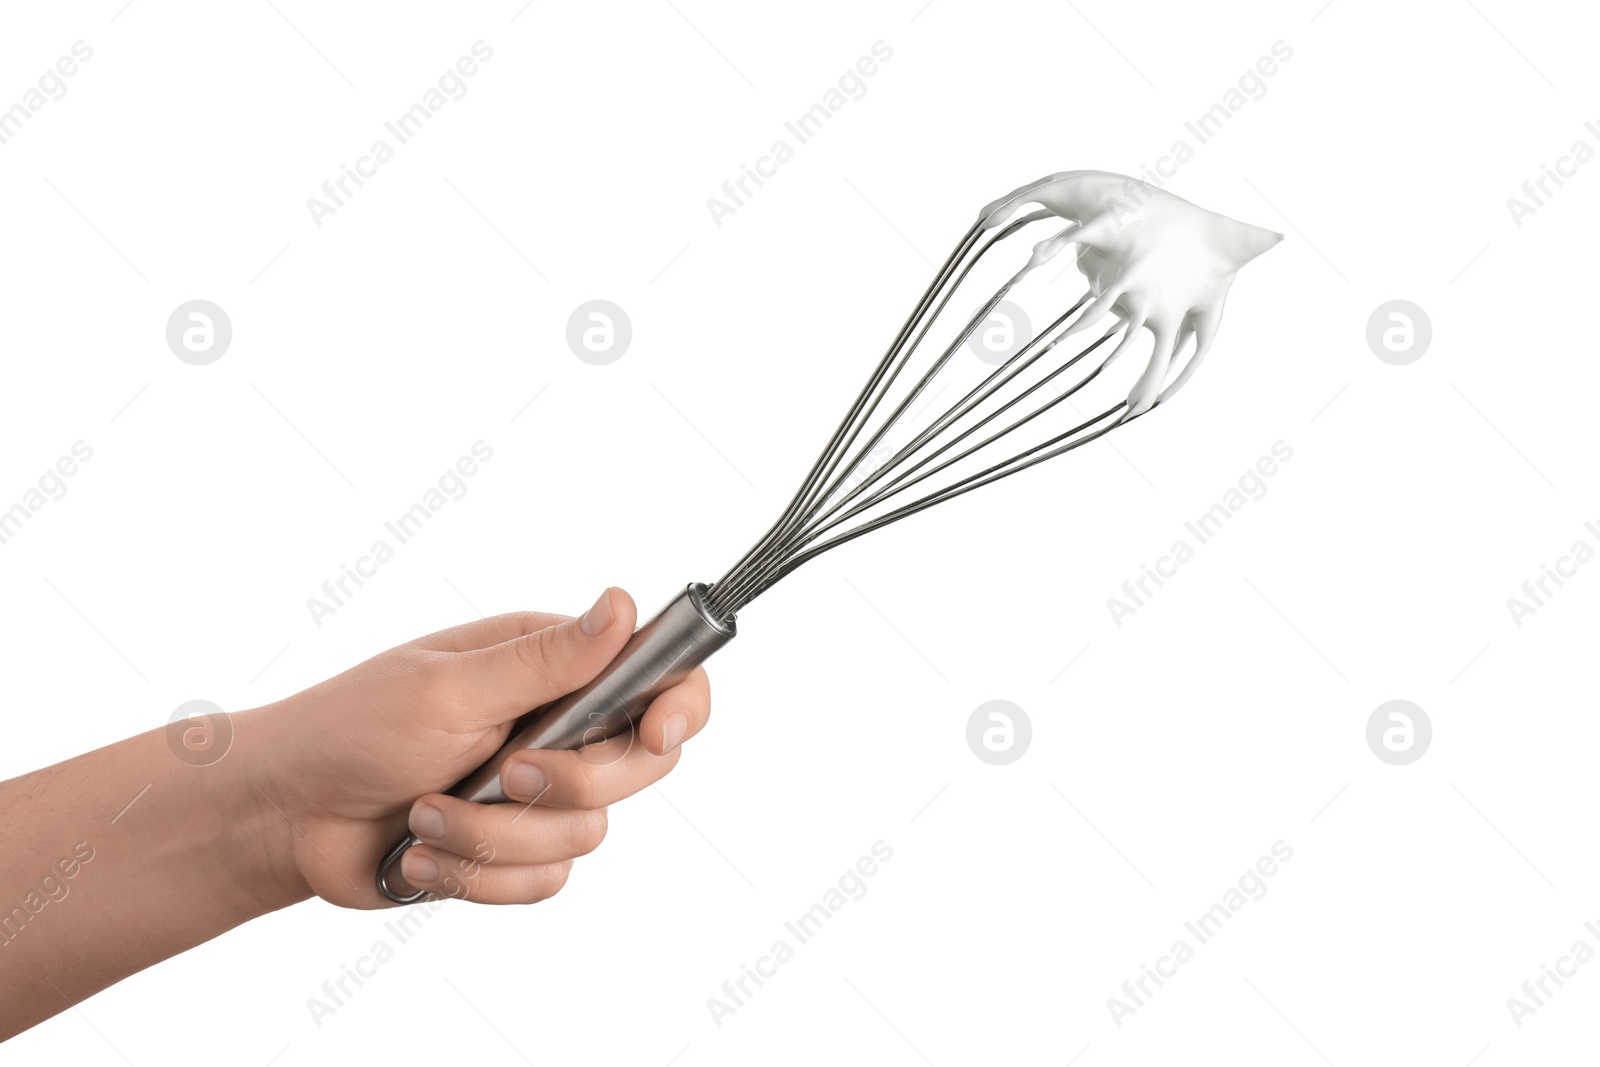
[637,666,711,756]
[500,735,686,812]
[408,792,608,867]
[409,790,608,870]
[455,587,639,727]
[400,846,573,905]
[490,668,708,808]
[412,610,574,654]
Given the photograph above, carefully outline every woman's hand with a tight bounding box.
[0,587,711,1036]
[243,587,712,909]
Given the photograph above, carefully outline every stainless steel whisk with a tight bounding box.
[377,171,1279,903]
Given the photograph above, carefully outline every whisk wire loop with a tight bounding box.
[704,210,1150,619]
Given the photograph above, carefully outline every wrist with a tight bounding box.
[217,705,316,913]
[0,713,314,1030]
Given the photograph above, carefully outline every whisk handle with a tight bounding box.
[376,582,736,904]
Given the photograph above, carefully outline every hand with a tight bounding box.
[242,587,711,909]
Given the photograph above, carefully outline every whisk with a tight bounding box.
[377,169,1282,903]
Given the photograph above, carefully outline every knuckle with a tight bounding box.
[446,807,486,852]
[581,726,634,768]
[534,861,573,901]
[440,847,494,900]
[567,808,607,856]
[660,745,684,777]
[516,624,563,682]
[410,653,464,714]
[506,611,544,635]
[571,762,604,810]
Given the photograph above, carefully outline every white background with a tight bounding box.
[1,1,1597,1063]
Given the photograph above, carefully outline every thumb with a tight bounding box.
[462,587,637,725]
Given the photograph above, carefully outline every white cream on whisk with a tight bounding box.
[977,171,1282,416]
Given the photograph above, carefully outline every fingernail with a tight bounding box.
[403,851,439,885]
[410,802,446,841]
[662,713,688,752]
[579,588,614,636]
[506,760,548,800]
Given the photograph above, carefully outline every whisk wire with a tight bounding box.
[817,319,1117,531]
[746,403,1130,601]
[733,222,1017,578]
[797,210,1056,515]
[705,207,1147,619]
[706,222,987,605]
[812,296,1093,523]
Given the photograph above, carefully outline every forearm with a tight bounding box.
[0,714,309,1038]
